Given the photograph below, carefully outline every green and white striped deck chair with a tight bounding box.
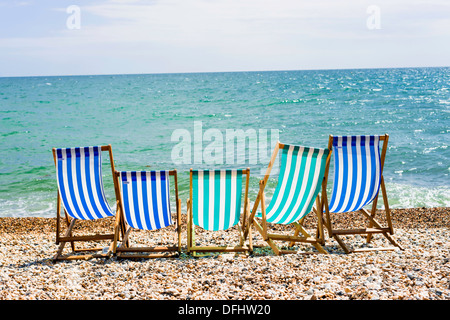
[245,142,330,255]
[187,169,252,256]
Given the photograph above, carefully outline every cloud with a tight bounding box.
[0,0,449,76]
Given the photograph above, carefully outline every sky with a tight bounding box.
[0,0,449,77]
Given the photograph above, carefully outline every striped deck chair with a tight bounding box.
[244,142,330,255]
[186,169,252,256]
[52,145,122,261]
[322,134,403,253]
[113,170,181,258]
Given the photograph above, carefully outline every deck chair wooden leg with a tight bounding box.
[54,239,67,261]
[187,200,201,257]
[53,218,76,261]
[366,190,380,243]
[56,193,61,245]
[246,218,278,254]
[238,222,245,247]
[114,225,131,259]
[361,209,403,250]
[253,219,281,255]
[235,221,252,255]
[321,191,333,237]
[289,217,304,246]
[121,227,132,248]
[293,222,328,254]
[333,234,352,254]
[320,208,360,254]
[245,198,253,252]
[248,222,253,253]
[332,230,400,254]
[259,181,269,240]
[323,210,353,253]
[186,199,193,253]
[176,199,182,253]
[244,190,261,240]
[309,197,326,245]
[381,178,394,235]
[266,238,281,255]
[55,197,75,250]
[112,201,122,254]
[367,177,394,239]
[62,210,76,252]
[315,196,326,244]
[253,217,328,255]
[327,208,402,254]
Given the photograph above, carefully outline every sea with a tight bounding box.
[0,67,449,217]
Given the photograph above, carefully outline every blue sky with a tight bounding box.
[0,0,449,77]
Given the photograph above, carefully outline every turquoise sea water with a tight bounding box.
[0,67,449,217]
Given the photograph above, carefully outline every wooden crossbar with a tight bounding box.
[351,247,399,253]
[53,253,110,261]
[279,249,318,255]
[332,228,390,235]
[188,246,252,252]
[116,245,179,252]
[117,252,179,259]
[58,234,114,242]
[266,233,320,244]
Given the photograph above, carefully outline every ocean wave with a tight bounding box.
[1,182,447,218]
[384,183,450,209]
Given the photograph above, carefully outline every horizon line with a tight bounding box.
[1,65,449,79]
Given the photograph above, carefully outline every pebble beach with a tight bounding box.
[0,207,448,301]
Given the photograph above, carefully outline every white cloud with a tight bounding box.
[0,0,449,76]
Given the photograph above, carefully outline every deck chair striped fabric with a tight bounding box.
[113,170,181,258]
[118,171,173,230]
[191,169,243,231]
[259,145,328,225]
[322,134,403,253]
[55,146,114,220]
[52,145,118,261]
[247,142,329,255]
[187,169,252,255]
[328,135,381,214]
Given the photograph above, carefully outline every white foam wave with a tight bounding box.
[0,183,448,218]
[384,183,450,209]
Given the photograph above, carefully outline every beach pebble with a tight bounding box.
[0,207,449,300]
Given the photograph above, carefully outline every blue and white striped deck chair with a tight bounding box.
[52,145,119,261]
[322,134,402,253]
[113,170,181,258]
[246,142,330,255]
[187,169,252,256]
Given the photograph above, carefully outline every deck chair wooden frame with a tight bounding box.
[321,134,403,253]
[112,170,182,259]
[186,168,252,256]
[52,145,124,262]
[244,142,330,255]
